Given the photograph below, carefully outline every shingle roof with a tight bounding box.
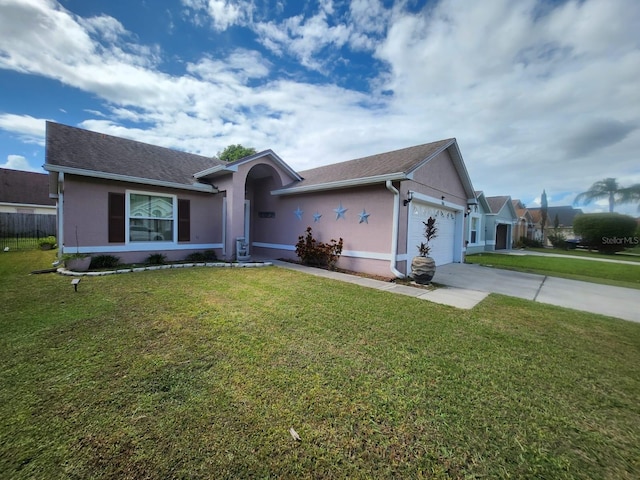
[528,206,583,226]
[295,139,455,187]
[45,122,223,189]
[0,168,55,206]
[485,195,511,214]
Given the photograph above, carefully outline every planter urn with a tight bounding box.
[411,256,436,285]
[65,256,91,272]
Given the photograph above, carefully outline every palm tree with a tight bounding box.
[574,178,640,213]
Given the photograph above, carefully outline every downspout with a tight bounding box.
[385,180,405,279]
[57,172,64,260]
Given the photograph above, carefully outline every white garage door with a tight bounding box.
[408,202,457,265]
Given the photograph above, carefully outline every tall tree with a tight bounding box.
[574,178,640,213]
[540,189,548,239]
[217,144,257,162]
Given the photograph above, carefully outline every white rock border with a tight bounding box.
[57,261,273,277]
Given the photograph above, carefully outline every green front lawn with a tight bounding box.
[466,253,640,289]
[2,251,640,478]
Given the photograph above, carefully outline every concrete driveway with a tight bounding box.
[432,263,640,323]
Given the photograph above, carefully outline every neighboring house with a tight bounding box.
[0,168,56,236]
[483,195,519,251]
[511,199,542,244]
[464,191,491,255]
[44,122,478,278]
[528,206,583,245]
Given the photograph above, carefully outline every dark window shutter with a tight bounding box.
[108,192,125,243]
[178,199,190,242]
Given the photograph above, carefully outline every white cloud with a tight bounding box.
[0,113,47,145]
[0,0,638,216]
[0,154,39,172]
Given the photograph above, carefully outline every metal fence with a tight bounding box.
[0,213,57,250]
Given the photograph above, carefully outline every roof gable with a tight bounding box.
[44,122,222,192]
[194,149,301,182]
[0,168,55,206]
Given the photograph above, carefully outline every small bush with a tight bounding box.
[38,236,57,250]
[573,213,637,253]
[89,255,120,269]
[516,236,544,248]
[295,227,343,269]
[185,250,218,262]
[547,231,567,249]
[146,253,167,265]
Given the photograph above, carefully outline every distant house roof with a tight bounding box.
[44,122,223,192]
[273,138,476,199]
[0,168,55,207]
[528,206,583,227]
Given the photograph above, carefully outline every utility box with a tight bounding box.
[236,237,251,262]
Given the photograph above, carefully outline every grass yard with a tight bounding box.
[466,253,640,290]
[2,251,640,479]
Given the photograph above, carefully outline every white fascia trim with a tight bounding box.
[271,173,406,196]
[486,240,496,246]
[62,243,223,254]
[44,164,216,193]
[193,164,237,178]
[252,242,391,261]
[409,191,464,211]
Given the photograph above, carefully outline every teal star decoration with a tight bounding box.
[313,212,322,222]
[294,207,304,220]
[358,209,370,224]
[334,203,347,220]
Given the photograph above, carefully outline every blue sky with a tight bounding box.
[1,0,639,214]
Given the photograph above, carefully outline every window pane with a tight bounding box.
[130,194,173,219]
[129,219,173,241]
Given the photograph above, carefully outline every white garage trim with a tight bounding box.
[406,192,465,265]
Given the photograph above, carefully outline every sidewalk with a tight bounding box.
[270,260,489,310]
[503,249,640,266]
[271,260,640,323]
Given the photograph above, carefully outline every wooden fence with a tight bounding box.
[0,213,57,250]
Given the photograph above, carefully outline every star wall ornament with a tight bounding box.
[334,203,347,220]
[313,212,322,223]
[294,207,304,220]
[358,209,370,224]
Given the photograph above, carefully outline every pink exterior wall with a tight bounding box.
[61,175,223,263]
[250,183,398,277]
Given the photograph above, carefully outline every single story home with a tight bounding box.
[528,206,583,245]
[44,122,478,278]
[464,191,491,255]
[0,168,56,236]
[511,199,542,245]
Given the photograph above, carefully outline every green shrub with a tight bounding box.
[146,253,167,265]
[516,236,544,248]
[38,236,57,250]
[573,213,637,253]
[295,227,343,269]
[547,231,567,249]
[185,250,218,262]
[89,255,120,269]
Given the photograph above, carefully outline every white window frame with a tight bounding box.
[125,189,177,244]
[468,214,482,245]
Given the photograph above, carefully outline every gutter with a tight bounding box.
[385,180,405,279]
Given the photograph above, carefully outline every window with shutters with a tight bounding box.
[107,190,191,243]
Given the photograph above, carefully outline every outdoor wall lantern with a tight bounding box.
[404,191,413,206]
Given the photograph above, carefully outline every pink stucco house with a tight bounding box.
[44,122,477,278]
